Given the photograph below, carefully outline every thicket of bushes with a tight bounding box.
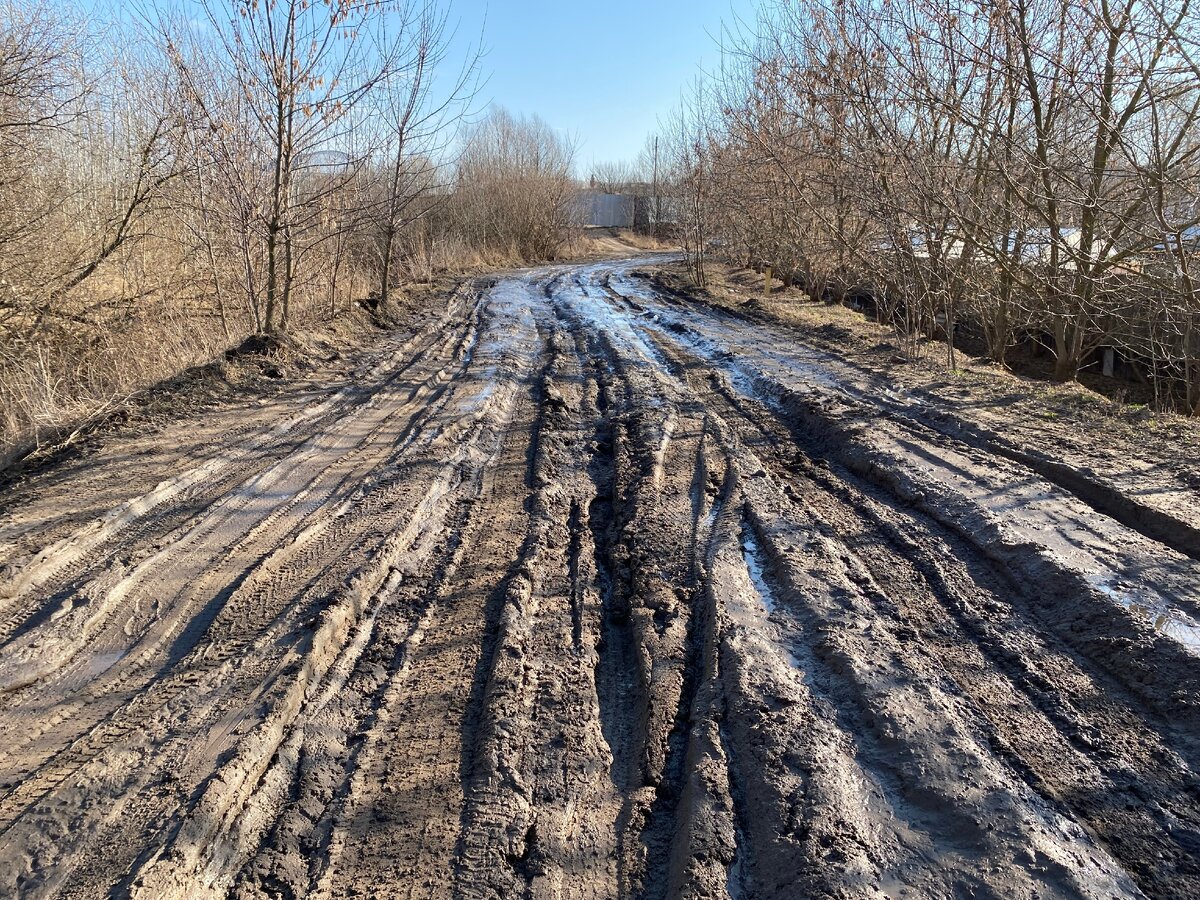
[0,0,580,465]
[656,0,1200,411]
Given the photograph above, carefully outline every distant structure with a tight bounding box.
[576,191,636,229]
[574,189,678,231]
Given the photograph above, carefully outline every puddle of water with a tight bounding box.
[737,533,807,671]
[728,365,762,402]
[1086,574,1200,655]
[741,534,777,614]
[725,837,747,900]
[82,650,125,679]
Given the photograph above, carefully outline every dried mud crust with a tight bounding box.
[0,260,1197,899]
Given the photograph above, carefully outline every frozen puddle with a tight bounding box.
[741,532,777,614]
[737,530,805,671]
[871,430,1200,662]
[1087,575,1200,655]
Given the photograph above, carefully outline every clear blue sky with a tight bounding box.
[86,0,752,173]
[446,0,752,173]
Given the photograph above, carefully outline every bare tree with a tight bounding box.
[166,0,410,333]
[589,159,641,193]
[369,1,480,308]
[664,79,712,287]
[448,108,577,262]
[690,0,1200,408]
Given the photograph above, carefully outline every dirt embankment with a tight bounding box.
[0,258,1198,899]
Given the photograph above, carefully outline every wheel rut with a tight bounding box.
[1,259,1197,899]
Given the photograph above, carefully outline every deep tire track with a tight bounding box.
[1,258,1197,899]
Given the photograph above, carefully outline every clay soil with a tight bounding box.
[1,258,1199,899]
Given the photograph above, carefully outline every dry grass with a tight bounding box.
[659,263,870,333]
[0,288,406,477]
[1,305,240,469]
[567,228,676,259]
[0,235,366,471]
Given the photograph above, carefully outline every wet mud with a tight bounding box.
[1,261,1198,899]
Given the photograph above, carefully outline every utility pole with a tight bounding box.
[651,136,659,239]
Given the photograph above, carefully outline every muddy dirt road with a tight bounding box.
[2,259,1200,899]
